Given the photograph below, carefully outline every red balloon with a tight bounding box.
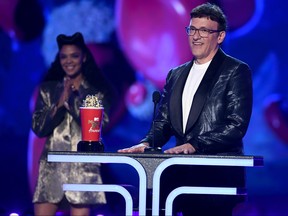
[264,95,288,143]
[115,0,205,88]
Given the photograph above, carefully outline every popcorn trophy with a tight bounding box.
[77,94,104,152]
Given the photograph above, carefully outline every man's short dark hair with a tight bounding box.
[190,3,227,31]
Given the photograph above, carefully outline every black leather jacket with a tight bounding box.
[141,48,253,155]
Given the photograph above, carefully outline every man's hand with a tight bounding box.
[118,142,149,153]
[164,143,196,154]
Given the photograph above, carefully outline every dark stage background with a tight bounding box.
[1,0,288,215]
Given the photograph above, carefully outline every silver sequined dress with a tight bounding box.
[32,80,108,205]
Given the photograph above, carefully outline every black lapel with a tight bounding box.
[185,49,226,133]
[170,61,193,135]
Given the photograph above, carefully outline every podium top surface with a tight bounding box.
[47,151,264,166]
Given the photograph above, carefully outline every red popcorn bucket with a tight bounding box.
[77,107,104,152]
[80,107,103,141]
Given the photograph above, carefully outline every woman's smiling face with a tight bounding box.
[59,44,86,78]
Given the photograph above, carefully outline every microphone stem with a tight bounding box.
[152,120,155,148]
[144,90,162,153]
[152,102,156,148]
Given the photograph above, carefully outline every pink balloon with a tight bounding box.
[86,43,115,69]
[264,95,288,143]
[0,0,19,33]
[116,0,205,88]
[125,81,147,106]
[125,80,158,120]
[0,0,45,41]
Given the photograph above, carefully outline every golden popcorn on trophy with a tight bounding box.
[77,94,105,152]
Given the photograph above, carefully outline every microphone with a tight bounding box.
[152,91,161,118]
[144,91,162,154]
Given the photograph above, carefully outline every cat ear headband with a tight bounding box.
[56,32,86,50]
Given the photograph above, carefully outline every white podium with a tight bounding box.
[47,152,263,216]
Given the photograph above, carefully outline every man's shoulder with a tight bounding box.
[222,50,250,68]
[171,61,192,71]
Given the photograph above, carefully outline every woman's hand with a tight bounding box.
[58,77,76,109]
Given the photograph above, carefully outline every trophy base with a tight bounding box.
[144,146,162,154]
[77,141,104,152]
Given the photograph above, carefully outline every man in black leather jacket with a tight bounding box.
[119,2,252,216]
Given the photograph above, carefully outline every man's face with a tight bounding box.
[188,17,225,64]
